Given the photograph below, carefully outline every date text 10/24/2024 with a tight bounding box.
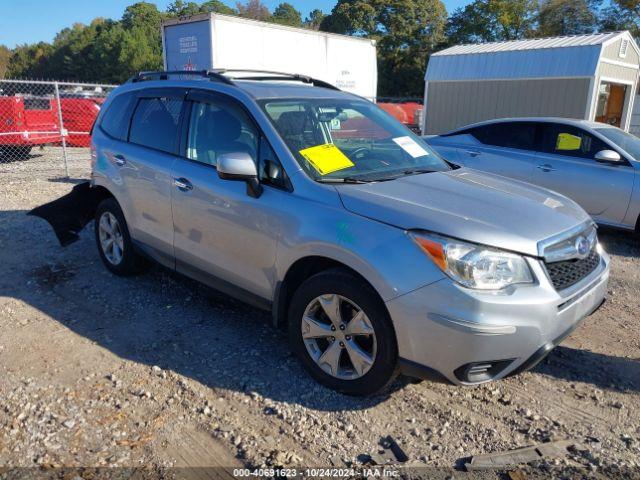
[233,468,400,477]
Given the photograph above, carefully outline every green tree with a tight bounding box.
[322,0,448,97]
[123,2,165,29]
[167,0,202,16]
[537,0,600,36]
[272,2,302,26]
[236,0,271,21]
[304,9,326,30]
[600,0,640,37]
[7,42,54,79]
[446,0,537,44]
[0,45,11,78]
[199,0,236,14]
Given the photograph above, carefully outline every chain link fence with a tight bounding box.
[0,79,117,179]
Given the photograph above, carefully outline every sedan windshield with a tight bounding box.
[595,127,640,162]
[260,98,450,182]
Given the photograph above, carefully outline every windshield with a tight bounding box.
[260,98,450,182]
[595,127,640,162]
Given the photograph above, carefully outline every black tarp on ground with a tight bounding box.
[28,181,102,247]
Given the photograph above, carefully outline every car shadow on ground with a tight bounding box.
[598,228,639,259]
[4,209,639,413]
[3,209,417,412]
[535,346,639,393]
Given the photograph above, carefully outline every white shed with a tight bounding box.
[422,31,640,134]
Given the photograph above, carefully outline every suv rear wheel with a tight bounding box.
[95,198,147,276]
[288,269,398,396]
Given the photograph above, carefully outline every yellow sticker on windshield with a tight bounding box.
[299,144,355,175]
[556,133,582,151]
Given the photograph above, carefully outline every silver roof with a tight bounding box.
[426,31,638,82]
[115,76,359,101]
[433,32,624,56]
[235,80,358,100]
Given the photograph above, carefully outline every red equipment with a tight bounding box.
[0,95,61,159]
[59,97,104,147]
[377,100,423,133]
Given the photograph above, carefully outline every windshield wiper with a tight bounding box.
[314,177,372,184]
[402,168,438,176]
[357,169,438,182]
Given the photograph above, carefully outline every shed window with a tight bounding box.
[619,39,629,58]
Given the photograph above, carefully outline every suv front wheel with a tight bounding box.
[95,198,147,276]
[288,269,399,396]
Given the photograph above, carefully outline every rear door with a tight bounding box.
[454,122,540,182]
[532,123,634,225]
[105,88,187,264]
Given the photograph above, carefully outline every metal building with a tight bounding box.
[422,31,640,134]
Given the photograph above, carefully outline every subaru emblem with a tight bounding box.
[575,236,590,258]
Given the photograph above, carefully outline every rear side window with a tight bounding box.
[100,93,135,141]
[470,122,538,151]
[129,97,184,154]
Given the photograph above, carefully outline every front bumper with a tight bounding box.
[387,250,610,385]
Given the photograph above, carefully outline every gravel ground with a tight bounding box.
[0,148,639,478]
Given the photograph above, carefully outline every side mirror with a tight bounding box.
[217,152,263,198]
[595,149,623,165]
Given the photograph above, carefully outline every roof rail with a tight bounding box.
[212,69,340,91]
[127,70,235,86]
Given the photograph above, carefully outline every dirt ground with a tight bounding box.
[1,148,639,478]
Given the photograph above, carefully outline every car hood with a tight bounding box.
[337,168,590,256]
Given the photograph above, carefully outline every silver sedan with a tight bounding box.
[426,118,640,232]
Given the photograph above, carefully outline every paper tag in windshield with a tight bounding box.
[393,136,429,158]
[299,144,355,175]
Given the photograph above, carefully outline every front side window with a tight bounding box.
[186,99,258,167]
[129,96,184,153]
[594,127,639,162]
[541,124,608,160]
[260,98,449,182]
[470,123,538,151]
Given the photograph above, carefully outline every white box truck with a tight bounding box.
[161,13,378,100]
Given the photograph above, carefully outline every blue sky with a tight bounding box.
[0,0,470,48]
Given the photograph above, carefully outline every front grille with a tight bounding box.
[545,248,600,291]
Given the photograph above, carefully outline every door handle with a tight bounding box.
[113,154,126,166]
[466,150,481,157]
[174,177,193,192]
[536,164,556,172]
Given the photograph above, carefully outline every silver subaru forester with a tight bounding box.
[87,71,609,395]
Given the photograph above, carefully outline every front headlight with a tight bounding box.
[410,231,534,290]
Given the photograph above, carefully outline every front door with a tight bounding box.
[532,123,634,225]
[595,82,627,128]
[171,90,287,301]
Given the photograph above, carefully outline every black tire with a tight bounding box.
[288,268,399,396]
[94,198,148,276]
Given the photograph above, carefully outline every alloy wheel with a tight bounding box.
[98,211,124,265]
[301,294,377,380]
